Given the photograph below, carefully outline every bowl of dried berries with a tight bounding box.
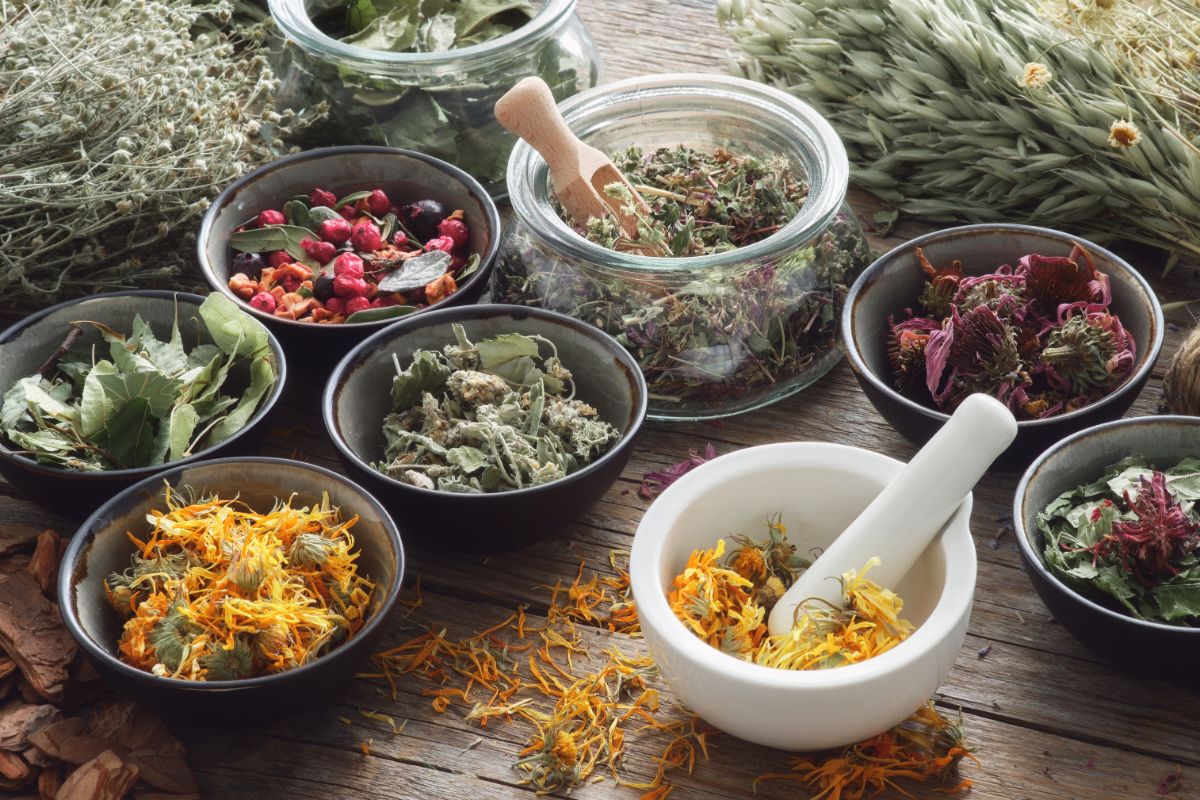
[324,303,647,551]
[0,291,285,518]
[842,224,1163,469]
[198,145,501,360]
[1015,416,1200,676]
[59,456,404,715]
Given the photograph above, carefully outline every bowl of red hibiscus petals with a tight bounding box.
[841,224,1163,469]
[1015,416,1200,676]
[198,146,500,357]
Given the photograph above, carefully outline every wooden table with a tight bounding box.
[5,1,1200,797]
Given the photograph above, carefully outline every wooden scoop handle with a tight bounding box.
[495,77,584,170]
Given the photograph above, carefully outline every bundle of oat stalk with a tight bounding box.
[719,0,1200,265]
[0,0,305,312]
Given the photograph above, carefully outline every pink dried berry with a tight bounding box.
[351,223,383,253]
[366,189,390,217]
[392,231,408,247]
[319,218,352,244]
[257,209,286,227]
[280,275,301,294]
[310,188,336,208]
[324,297,346,315]
[249,292,276,314]
[436,218,468,249]
[424,235,455,254]
[333,273,368,298]
[266,251,291,269]
[300,238,337,264]
[345,296,371,316]
[333,252,364,278]
[338,205,359,221]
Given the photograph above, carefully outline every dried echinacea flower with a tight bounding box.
[888,244,1133,419]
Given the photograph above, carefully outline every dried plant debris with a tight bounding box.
[0,529,199,798]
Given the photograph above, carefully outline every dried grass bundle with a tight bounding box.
[719,0,1200,264]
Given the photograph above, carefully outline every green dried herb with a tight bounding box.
[1039,456,1200,624]
[374,323,621,492]
[273,0,594,187]
[558,146,808,257]
[495,145,869,415]
[0,294,277,471]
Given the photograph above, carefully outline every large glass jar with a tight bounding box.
[493,74,871,421]
[267,0,601,195]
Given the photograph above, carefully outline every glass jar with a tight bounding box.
[267,0,601,195]
[494,74,871,421]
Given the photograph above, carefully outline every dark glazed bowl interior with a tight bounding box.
[59,457,404,716]
[1015,417,1200,676]
[0,291,286,519]
[842,224,1163,470]
[324,304,648,552]
[197,145,502,359]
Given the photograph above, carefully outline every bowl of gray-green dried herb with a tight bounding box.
[323,303,646,551]
[0,291,286,519]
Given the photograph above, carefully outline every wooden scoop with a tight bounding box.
[766,393,1018,636]
[495,77,655,248]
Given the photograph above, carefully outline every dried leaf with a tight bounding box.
[376,250,452,293]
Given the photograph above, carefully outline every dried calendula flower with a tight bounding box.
[108,486,374,680]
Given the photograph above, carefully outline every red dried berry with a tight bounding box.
[266,251,291,269]
[345,296,371,315]
[280,275,301,293]
[319,218,352,244]
[338,205,359,221]
[392,231,408,247]
[351,223,383,253]
[425,235,455,253]
[333,273,368,298]
[300,238,337,264]
[324,297,346,315]
[310,188,336,208]
[249,292,276,314]
[257,209,286,227]
[436,218,468,249]
[333,252,365,278]
[367,189,390,217]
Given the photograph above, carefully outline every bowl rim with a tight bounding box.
[1013,414,1200,636]
[195,145,502,332]
[57,455,407,690]
[840,222,1165,429]
[322,302,649,500]
[0,290,288,480]
[629,441,977,689]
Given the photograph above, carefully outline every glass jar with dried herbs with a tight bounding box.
[267,0,601,195]
[493,74,870,420]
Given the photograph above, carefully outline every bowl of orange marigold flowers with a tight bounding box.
[842,224,1163,469]
[58,456,403,715]
[198,146,500,360]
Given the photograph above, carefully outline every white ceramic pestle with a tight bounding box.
[766,393,1018,636]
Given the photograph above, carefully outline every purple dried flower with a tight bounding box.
[640,443,717,498]
[925,305,1024,409]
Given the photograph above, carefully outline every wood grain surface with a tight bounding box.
[4,1,1200,798]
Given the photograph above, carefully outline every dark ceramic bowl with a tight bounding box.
[1015,417,1200,676]
[59,457,404,716]
[197,146,501,362]
[842,224,1163,470]
[324,304,648,552]
[0,291,286,519]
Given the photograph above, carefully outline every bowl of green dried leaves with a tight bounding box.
[323,303,647,551]
[0,291,286,518]
[1015,416,1200,676]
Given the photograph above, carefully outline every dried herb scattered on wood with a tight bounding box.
[0,295,278,471]
[496,144,869,415]
[375,323,621,493]
[108,487,375,680]
[1039,456,1200,624]
[887,244,1134,420]
[669,518,913,669]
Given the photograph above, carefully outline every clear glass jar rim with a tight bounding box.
[268,0,577,68]
[506,73,851,272]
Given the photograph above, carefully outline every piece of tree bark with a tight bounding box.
[0,525,44,559]
[0,748,33,787]
[38,764,63,800]
[0,573,76,701]
[27,532,62,597]
[28,719,86,759]
[125,751,198,795]
[0,701,61,750]
[0,656,18,681]
[54,750,138,800]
